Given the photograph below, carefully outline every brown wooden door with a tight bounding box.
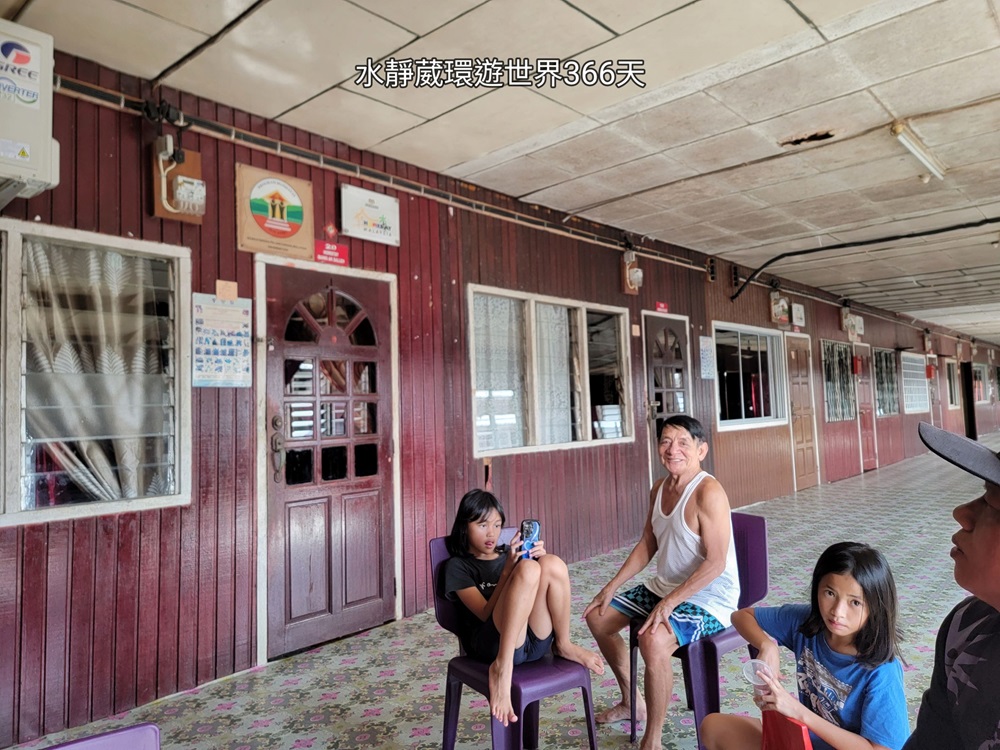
[644,314,689,480]
[785,336,818,490]
[265,265,394,659]
[855,344,878,471]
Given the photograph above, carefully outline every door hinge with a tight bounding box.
[393,577,397,597]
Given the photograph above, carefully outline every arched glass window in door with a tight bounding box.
[280,287,379,486]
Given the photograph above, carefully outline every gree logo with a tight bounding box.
[0,41,30,66]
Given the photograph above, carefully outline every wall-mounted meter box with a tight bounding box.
[0,18,60,208]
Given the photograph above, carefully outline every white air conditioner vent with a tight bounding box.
[0,18,60,211]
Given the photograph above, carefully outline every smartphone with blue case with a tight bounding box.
[520,519,540,559]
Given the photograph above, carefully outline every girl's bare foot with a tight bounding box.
[554,641,606,675]
[594,701,646,724]
[488,660,517,726]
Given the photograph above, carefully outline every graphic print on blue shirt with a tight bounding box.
[798,647,852,723]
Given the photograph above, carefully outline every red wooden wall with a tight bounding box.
[1,52,999,747]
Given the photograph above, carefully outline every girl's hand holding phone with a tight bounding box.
[525,539,545,558]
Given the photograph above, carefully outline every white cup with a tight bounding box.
[742,658,773,695]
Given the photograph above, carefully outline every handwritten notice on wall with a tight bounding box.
[699,336,716,380]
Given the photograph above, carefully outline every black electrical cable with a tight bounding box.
[730,216,1000,301]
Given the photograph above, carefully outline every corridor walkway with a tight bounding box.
[19,434,989,749]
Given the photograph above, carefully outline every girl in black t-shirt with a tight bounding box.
[443,489,604,727]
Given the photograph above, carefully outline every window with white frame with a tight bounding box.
[714,325,785,425]
[973,363,990,403]
[821,340,856,422]
[946,361,960,407]
[873,348,899,416]
[0,221,192,526]
[470,286,630,454]
[901,352,930,414]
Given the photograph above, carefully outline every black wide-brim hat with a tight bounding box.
[918,422,1000,486]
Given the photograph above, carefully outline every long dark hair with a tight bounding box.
[799,541,902,667]
[445,489,506,557]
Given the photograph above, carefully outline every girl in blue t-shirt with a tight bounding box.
[442,489,604,728]
[701,541,909,750]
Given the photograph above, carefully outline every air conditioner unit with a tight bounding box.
[0,18,60,211]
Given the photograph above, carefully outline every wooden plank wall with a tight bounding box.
[0,53,667,744]
[4,51,1000,748]
[702,260,797,505]
[0,57,256,746]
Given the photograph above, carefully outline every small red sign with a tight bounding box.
[655,302,669,313]
[314,240,350,266]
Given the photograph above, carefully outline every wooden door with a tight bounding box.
[644,314,689,481]
[785,336,818,490]
[855,343,878,471]
[265,265,394,658]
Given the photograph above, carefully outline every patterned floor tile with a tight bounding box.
[18,434,997,749]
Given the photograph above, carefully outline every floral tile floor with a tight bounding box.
[19,436,994,750]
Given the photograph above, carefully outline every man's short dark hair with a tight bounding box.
[658,415,707,443]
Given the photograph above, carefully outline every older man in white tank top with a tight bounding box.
[584,415,740,750]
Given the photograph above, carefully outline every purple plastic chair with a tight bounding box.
[45,723,160,749]
[429,530,598,750]
[628,512,768,748]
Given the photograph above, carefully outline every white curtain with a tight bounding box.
[473,294,525,450]
[21,238,175,507]
[535,303,573,445]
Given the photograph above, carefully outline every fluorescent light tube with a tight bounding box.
[891,121,946,180]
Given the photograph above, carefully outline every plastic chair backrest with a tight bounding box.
[47,723,160,750]
[429,527,516,639]
[762,710,813,750]
[731,513,768,609]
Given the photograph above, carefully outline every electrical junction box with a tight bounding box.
[0,18,60,210]
[173,175,207,216]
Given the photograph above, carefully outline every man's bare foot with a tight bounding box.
[554,641,606,676]
[488,660,517,726]
[594,701,646,724]
[638,731,661,750]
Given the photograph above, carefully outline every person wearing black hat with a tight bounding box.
[904,422,1000,749]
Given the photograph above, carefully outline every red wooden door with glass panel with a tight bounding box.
[265,265,393,658]
[855,344,878,471]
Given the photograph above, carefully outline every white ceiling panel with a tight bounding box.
[20,0,208,79]
[835,0,1000,83]
[674,194,770,223]
[528,127,657,178]
[667,127,785,172]
[341,0,612,119]
[873,46,1000,119]
[706,46,867,124]
[465,156,575,198]
[276,88,425,151]
[162,0,414,118]
[114,0,259,35]
[12,0,1000,341]
[562,0,693,34]
[791,0,937,39]
[613,92,748,151]
[541,0,813,115]
[576,197,666,225]
[526,154,697,211]
[443,118,601,178]
[355,0,487,35]
[749,173,851,206]
[754,91,891,146]
[375,87,579,173]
